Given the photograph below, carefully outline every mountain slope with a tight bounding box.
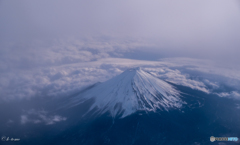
[69,68,185,118]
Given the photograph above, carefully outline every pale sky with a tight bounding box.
[1,0,240,63]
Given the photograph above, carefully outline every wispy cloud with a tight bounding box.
[146,68,210,93]
[0,37,152,71]
[216,91,240,100]
[20,109,66,125]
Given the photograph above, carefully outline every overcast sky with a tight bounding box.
[1,0,240,64]
[1,0,240,101]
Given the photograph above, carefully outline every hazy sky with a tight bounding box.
[1,0,240,64]
[1,1,240,101]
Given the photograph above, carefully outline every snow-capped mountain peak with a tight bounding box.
[69,68,184,118]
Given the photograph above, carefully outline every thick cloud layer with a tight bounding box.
[0,1,240,101]
[1,57,240,101]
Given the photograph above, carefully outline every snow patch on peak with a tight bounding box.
[70,68,184,118]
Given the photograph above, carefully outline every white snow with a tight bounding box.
[69,67,184,118]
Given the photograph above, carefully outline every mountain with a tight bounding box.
[1,68,240,145]
[68,67,185,118]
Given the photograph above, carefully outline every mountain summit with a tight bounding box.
[69,68,184,118]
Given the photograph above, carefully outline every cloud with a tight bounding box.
[237,104,240,109]
[0,58,157,100]
[0,37,152,71]
[216,91,240,100]
[20,115,29,124]
[1,0,240,102]
[203,79,219,89]
[1,57,240,101]
[160,57,240,81]
[1,0,240,63]
[145,68,210,93]
[7,119,14,124]
[20,109,66,125]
